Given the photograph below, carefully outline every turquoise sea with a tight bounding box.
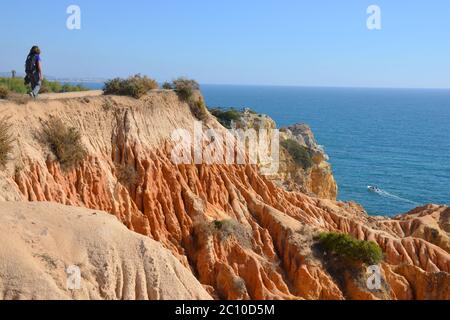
[201,85,450,216]
[80,82,450,216]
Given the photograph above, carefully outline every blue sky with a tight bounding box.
[1,0,450,88]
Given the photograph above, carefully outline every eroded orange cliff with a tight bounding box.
[0,92,448,300]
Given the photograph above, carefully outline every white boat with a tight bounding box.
[368,185,381,193]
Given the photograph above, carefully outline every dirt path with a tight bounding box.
[0,89,175,104]
[37,89,174,100]
[38,90,104,100]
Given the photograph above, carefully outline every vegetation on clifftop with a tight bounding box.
[165,78,208,120]
[0,77,88,95]
[171,78,200,102]
[162,81,173,90]
[103,74,158,98]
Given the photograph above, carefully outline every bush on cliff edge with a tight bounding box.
[316,232,383,265]
[103,74,159,99]
[172,78,200,102]
[162,82,173,90]
[40,118,87,170]
[165,78,208,120]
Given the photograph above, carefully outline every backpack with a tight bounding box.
[25,54,37,74]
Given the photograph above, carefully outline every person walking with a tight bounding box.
[25,46,43,98]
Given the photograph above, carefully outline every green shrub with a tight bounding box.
[0,117,13,167]
[43,80,88,93]
[281,139,314,170]
[317,232,383,265]
[210,108,242,129]
[172,78,200,102]
[41,79,61,93]
[62,83,84,92]
[213,220,225,230]
[0,77,27,94]
[103,78,122,95]
[46,80,60,93]
[0,77,88,95]
[162,82,173,90]
[103,74,158,99]
[40,118,87,170]
[0,85,9,99]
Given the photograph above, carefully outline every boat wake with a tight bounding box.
[367,186,420,206]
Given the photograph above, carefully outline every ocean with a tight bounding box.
[201,85,450,216]
[79,82,450,216]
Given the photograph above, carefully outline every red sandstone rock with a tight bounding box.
[0,92,448,300]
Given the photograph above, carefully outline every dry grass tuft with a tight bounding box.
[0,85,9,99]
[0,116,13,168]
[116,163,138,186]
[40,118,87,170]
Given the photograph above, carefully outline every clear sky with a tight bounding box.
[1,0,450,88]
